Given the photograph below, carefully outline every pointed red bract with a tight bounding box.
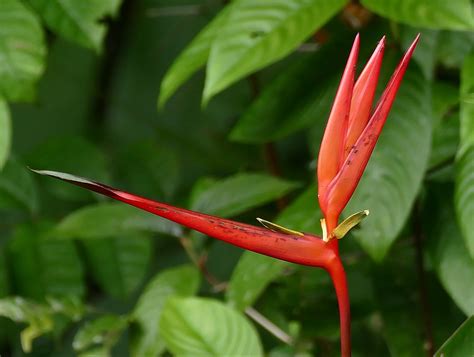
[318,34,360,215]
[344,37,385,158]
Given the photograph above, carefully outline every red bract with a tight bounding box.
[32,34,419,357]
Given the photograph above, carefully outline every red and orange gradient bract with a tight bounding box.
[33,34,419,357]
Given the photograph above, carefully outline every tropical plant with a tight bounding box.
[0,0,472,356]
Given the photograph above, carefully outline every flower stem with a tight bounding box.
[327,256,351,357]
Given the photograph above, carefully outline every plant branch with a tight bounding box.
[88,0,133,142]
[412,200,435,356]
[245,307,293,345]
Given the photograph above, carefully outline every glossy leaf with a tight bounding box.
[0,159,38,213]
[190,173,299,217]
[0,99,10,170]
[28,0,123,51]
[73,314,128,353]
[203,0,348,103]
[158,4,233,108]
[435,316,474,357]
[81,233,152,299]
[51,203,182,239]
[227,186,322,310]
[345,59,431,261]
[160,297,263,356]
[361,0,474,30]
[131,265,200,357]
[455,53,474,259]
[7,222,85,299]
[0,0,46,101]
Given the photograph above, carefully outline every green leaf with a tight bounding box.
[7,222,85,299]
[226,252,289,311]
[81,233,152,299]
[435,316,474,357]
[27,0,123,51]
[131,265,200,357]
[28,136,109,202]
[160,297,263,356]
[426,187,474,316]
[0,99,10,170]
[226,186,321,310]
[51,203,182,239]
[0,0,46,101]
[455,53,474,259]
[73,314,128,353]
[189,173,298,217]
[0,158,38,213]
[345,59,432,261]
[361,0,474,30]
[0,297,53,353]
[203,0,348,103]
[158,4,233,108]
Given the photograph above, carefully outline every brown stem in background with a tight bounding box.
[412,200,435,356]
[88,0,134,142]
[247,74,288,209]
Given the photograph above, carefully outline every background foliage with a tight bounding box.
[0,0,473,355]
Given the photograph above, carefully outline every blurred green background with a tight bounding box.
[0,0,473,356]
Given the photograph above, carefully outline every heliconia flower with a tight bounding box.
[318,33,420,239]
[32,34,419,357]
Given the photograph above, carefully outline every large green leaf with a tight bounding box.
[28,136,109,202]
[73,314,128,354]
[7,222,85,299]
[455,53,474,259]
[0,0,46,101]
[226,186,321,310]
[158,4,233,108]
[361,0,474,30]
[426,185,474,316]
[51,203,182,239]
[160,297,262,356]
[203,0,348,103]
[190,173,298,217]
[435,316,474,357]
[81,233,152,299]
[0,158,38,213]
[345,59,432,261]
[28,0,123,51]
[0,99,10,170]
[131,265,200,357]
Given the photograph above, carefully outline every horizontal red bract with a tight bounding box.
[32,169,337,268]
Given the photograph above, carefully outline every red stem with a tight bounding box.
[327,256,351,357]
